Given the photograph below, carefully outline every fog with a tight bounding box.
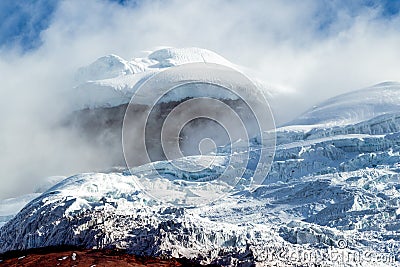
[1,0,400,199]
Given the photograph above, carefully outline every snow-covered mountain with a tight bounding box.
[1,49,400,266]
[66,47,270,167]
[73,47,238,109]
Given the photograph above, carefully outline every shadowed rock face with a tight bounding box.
[63,97,259,168]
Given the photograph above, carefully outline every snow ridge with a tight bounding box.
[73,47,238,109]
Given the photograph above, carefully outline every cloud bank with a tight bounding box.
[0,0,400,198]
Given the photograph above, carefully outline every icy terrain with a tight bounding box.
[2,83,400,266]
[73,47,240,109]
[1,49,400,266]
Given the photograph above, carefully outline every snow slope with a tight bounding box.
[73,47,240,109]
[287,81,400,127]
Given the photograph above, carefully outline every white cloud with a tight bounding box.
[0,0,400,198]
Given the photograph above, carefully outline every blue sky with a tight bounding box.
[0,0,399,52]
[0,0,58,51]
[0,0,139,51]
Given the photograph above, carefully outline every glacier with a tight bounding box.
[2,110,400,265]
[1,48,400,266]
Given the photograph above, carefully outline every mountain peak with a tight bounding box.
[147,47,233,68]
[75,54,133,84]
[72,47,238,109]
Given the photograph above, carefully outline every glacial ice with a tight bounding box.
[2,106,400,265]
[1,51,400,266]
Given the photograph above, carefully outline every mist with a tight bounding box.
[1,0,400,199]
